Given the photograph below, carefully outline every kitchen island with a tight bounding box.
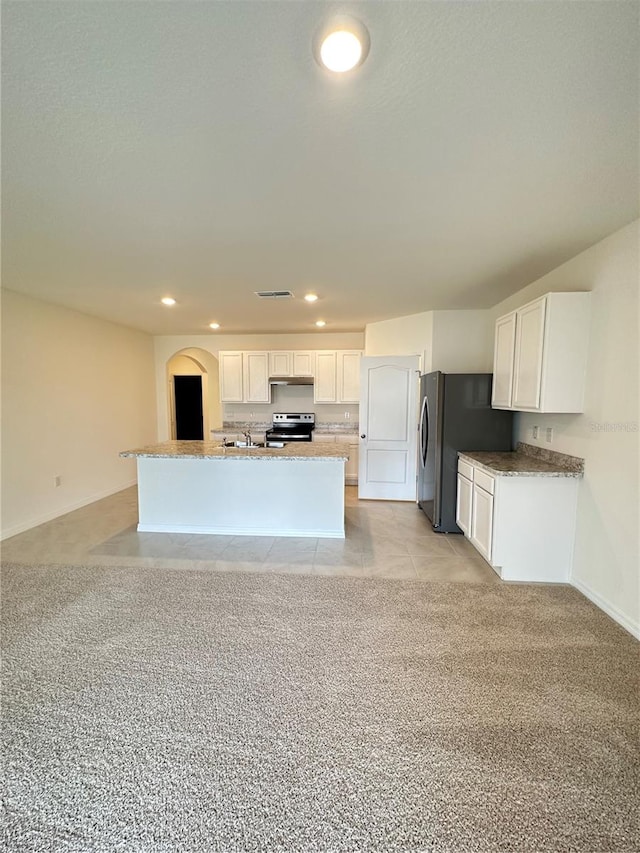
[120,441,349,538]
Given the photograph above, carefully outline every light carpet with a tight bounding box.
[2,561,639,852]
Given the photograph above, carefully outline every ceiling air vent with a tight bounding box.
[254,290,294,299]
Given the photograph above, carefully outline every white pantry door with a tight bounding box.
[358,356,420,500]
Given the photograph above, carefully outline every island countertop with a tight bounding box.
[120,440,349,461]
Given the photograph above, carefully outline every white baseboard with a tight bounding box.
[137,523,345,539]
[1,479,138,542]
[571,578,640,640]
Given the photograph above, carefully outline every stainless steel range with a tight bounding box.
[265,413,315,446]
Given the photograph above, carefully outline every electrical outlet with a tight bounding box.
[54,475,62,487]
[344,411,350,419]
[532,425,539,440]
[546,427,553,443]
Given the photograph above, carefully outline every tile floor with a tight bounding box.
[1,486,498,583]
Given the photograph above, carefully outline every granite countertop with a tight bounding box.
[312,423,360,435]
[458,443,584,478]
[121,440,349,462]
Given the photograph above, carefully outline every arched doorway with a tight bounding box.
[166,348,221,440]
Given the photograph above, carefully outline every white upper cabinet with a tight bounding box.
[268,351,292,376]
[292,351,315,376]
[314,351,362,404]
[220,351,270,403]
[219,352,244,402]
[221,349,360,405]
[492,292,591,413]
[268,351,315,377]
[337,351,361,403]
[243,352,270,402]
[314,351,338,403]
[512,297,546,409]
[491,313,517,408]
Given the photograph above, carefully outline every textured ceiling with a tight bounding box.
[2,0,638,335]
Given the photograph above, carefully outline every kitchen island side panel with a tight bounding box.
[136,456,345,538]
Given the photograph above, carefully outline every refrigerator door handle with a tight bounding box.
[432,373,444,527]
[419,394,429,469]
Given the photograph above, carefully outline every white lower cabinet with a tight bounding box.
[314,433,359,485]
[456,457,579,583]
[455,458,474,537]
[471,481,494,562]
[455,473,472,537]
[335,434,358,485]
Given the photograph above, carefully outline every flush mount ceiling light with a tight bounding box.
[209,322,220,330]
[313,16,370,73]
[315,320,327,328]
[304,293,319,303]
[161,297,176,306]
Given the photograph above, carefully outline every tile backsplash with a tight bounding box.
[223,385,358,426]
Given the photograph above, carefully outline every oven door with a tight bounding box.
[266,431,312,442]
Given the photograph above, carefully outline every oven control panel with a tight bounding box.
[272,413,315,425]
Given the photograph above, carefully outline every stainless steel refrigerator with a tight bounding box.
[418,372,513,532]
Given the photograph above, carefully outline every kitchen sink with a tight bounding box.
[225,441,264,448]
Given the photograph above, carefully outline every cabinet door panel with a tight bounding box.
[471,484,493,562]
[269,351,292,376]
[335,435,358,483]
[293,352,315,376]
[243,352,270,403]
[513,297,546,410]
[314,352,337,402]
[338,351,362,403]
[456,473,472,537]
[492,313,516,408]
[220,352,244,402]
[345,444,358,483]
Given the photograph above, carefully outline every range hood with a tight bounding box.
[268,376,314,386]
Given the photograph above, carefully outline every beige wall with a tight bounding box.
[1,290,157,538]
[364,312,433,369]
[431,310,493,373]
[364,309,492,373]
[490,220,639,637]
[154,332,365,441]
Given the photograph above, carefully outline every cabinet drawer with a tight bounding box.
[474,468,495,495]
[458,459,474,481]
[334,434,358,445]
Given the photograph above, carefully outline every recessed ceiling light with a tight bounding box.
[315,320,326,328]
[209,322,220,330]
[304,293,319,303]
[161,297,176,306]
[314,17,370,73]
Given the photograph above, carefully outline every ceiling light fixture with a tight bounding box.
[161,297,176,306]
[314,16,370,73]
[315,320,326,328]
[304,293,319,303]
[209,322,220,330]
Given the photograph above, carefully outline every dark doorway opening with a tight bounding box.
[174,375,204,440]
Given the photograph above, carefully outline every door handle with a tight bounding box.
[360,433,366,439]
